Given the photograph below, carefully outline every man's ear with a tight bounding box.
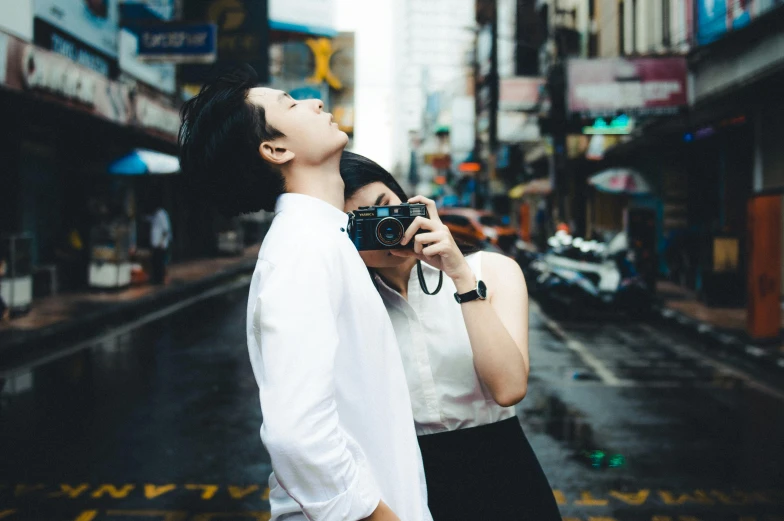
[260,141,295,165]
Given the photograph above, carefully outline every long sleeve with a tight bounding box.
[251,252,382,521]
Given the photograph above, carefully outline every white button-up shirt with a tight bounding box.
[246,194,431,521]
[375,253,515,436]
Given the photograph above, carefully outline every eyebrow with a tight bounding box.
[277,92,293,103]
[374,193,386,206]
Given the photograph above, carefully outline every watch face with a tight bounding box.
[477,280,487,299]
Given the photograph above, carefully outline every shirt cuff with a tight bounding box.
[301,458,382,521]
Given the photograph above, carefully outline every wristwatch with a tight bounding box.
[454,280,488,304]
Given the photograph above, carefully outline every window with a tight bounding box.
[662,0,671,48]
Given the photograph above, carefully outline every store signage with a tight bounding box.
[181,0,269,83]
[499,77,544,111]
[134,95,181,139]
[137,23,217,63]
[34,18,116,77]
[583,114,634,135]
[696,0,784,46]
[269,0,336,36]
[459,162,481,173]
[119,0,176,93]
[34,0,119,57]
[567,57,688,117]
[18,43,130,123]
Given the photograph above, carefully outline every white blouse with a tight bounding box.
[375,252,516,436]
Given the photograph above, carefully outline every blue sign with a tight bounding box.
[137,23,217,63]
[695,0,780,45]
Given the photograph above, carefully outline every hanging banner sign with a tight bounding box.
[136,23,217,63]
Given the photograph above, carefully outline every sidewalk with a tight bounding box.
[0,246,260,360]
[654,280,784,371]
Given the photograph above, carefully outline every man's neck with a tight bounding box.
[284,154,345,211]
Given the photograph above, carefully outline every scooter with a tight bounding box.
[531,231,651,318]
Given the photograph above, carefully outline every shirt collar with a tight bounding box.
[275,193,350,231]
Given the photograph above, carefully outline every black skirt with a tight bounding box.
[417,417,561,521]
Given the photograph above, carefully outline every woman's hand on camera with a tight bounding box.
[393,196,475,289]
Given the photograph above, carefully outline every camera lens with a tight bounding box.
[375,217,404,246]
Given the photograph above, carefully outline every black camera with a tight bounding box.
[348,203,429,251]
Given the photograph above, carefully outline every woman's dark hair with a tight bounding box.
[179,64,284,216]
[340,150,409,203]
[339,150,479,255]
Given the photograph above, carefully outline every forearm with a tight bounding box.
[460,300,529,405]
[362,500,400,521]
[453,270,529,406]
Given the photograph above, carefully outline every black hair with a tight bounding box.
[339,150,479,255]
[340,151,409,203]
[179,64,285,216]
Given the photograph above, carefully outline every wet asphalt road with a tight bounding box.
[1,278,784,521]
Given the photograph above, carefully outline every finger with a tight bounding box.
[408,195,441,224]
[413,232,443,247]
[422,243,450,258]
[401,216,436,246]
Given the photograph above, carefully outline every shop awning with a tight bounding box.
[109,149,180,175]
[508,178,552,199]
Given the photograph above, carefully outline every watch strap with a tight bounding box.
[454,288,480,304]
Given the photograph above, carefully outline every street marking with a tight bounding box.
[50,484,90,499]
[105,511,186,521]
[13,486,43,497]
[0,275,253,378]
[658,490,714,505]
[5,483,784,508]
[185,485,219,501]
[73,511,98,521]
[574,492,609,506]
[227,486,260,500]
[143,485,177,500]
[531,302,623,385]
[190,514,270,521]
[638,323,784,402]
[610,490,650,505]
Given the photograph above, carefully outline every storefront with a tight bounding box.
[0,29,182,299]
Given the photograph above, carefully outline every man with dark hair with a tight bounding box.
[179,66,431,521]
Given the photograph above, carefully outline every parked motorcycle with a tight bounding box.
[525,231,652,318]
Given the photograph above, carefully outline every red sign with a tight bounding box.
[499,77,544,111]
[567,57,688,116]
[1,29,180,142]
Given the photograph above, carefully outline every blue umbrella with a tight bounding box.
[109,149,180,175]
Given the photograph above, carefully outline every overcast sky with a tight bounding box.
[335,0,395,170]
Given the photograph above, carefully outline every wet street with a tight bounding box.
[1,277,784,521]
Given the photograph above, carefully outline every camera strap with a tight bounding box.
[416,260,443,295]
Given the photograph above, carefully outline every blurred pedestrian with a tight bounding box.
[148,204,171,285]
[341,151,562,521]
[178,66,431,521]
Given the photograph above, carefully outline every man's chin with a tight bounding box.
[337,130,349,145]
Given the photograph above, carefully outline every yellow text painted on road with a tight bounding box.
[2,484,784,507]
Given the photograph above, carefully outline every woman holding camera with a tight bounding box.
[340,152,561,521]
